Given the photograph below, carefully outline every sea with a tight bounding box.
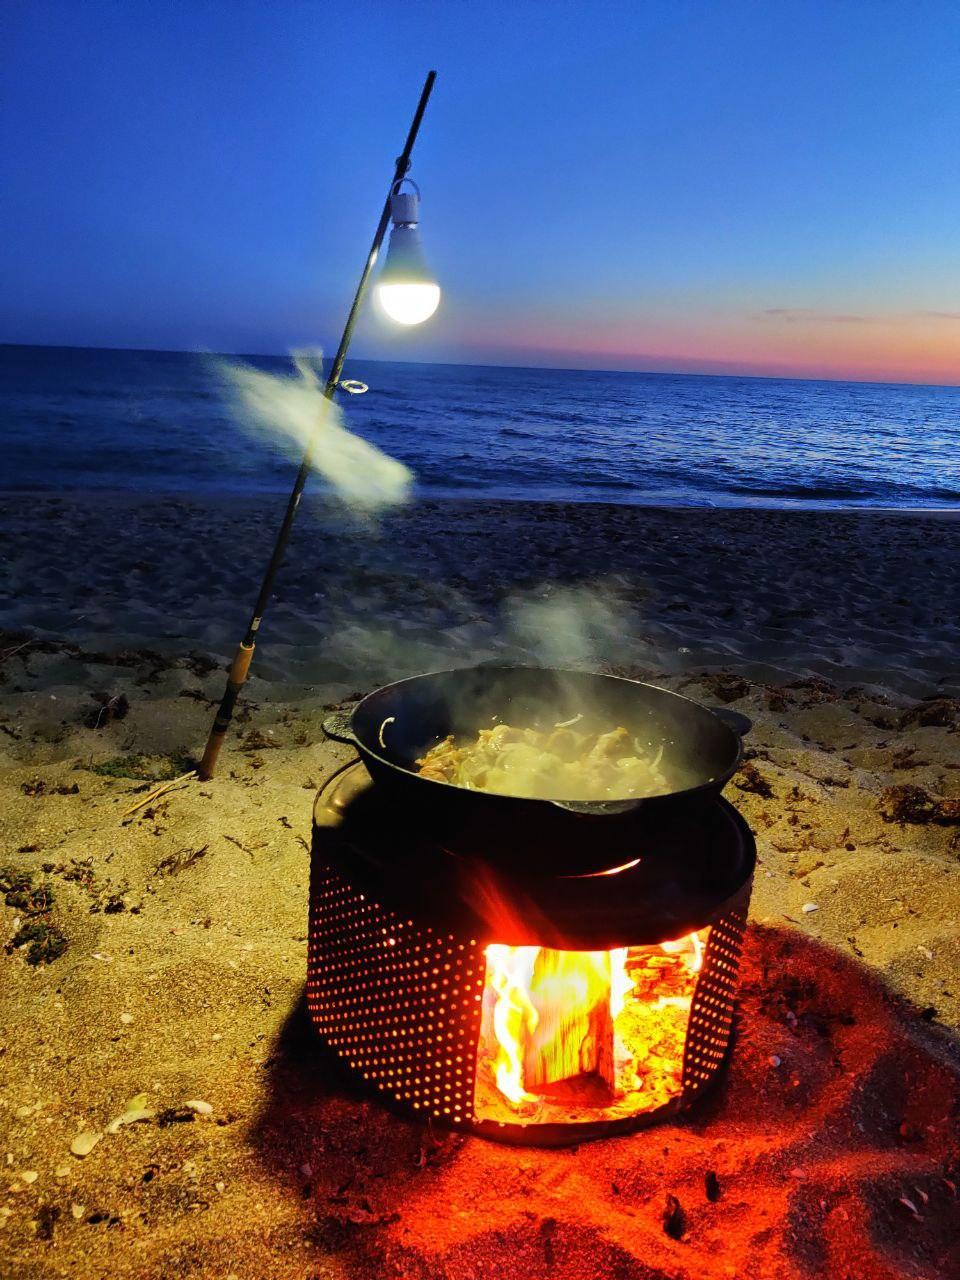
[1,344,958,509]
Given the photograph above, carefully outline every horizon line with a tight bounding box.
[1,339,957,393]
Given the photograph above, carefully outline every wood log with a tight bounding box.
[522,950,616,1094]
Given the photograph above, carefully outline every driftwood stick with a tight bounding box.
[121,771,197,819]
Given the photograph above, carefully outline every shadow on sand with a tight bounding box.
[249,925,960,1280]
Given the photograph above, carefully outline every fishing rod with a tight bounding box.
[198,70,437,779]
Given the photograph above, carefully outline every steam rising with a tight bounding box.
[218,351,413,512]
[503,583,635,671]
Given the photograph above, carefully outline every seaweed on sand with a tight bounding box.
[6,920,68,965]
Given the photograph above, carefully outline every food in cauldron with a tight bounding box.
[415,719,669,801]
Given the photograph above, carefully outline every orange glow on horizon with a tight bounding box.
[458,309,960,386]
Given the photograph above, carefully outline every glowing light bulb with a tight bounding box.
[377,281,441,326]
[376,179,440,327]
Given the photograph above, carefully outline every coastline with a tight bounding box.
[4,485,960,516]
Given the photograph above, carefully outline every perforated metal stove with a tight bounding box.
[307,761,755,1146]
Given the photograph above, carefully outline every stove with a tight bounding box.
[307,761,755,1146]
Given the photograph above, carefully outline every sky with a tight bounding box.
[2,0,960,385]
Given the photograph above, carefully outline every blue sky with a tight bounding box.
[3,0,959,382]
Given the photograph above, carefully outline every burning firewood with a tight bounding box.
[522,949,616,1096]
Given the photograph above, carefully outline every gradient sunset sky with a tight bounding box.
[3,0,959,385]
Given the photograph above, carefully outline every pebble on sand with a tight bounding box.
[106,1092,154,1133]
[802,903,819,914]
[21,1170,38,1184]
[184,1099,213,1115]
[70,1130,102,1158]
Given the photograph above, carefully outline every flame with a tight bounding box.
[659,931,704,972]
[478,930,708,1124]
[485,944,540,1105]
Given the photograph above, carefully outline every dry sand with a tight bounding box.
[1,493,958,1278]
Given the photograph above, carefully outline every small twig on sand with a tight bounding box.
[121,771,197,819]
[0,639,33,665]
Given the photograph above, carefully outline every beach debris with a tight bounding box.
[2,866,57,919]
[697,672,751,703]
[184,1099,213,1116]
[121,770,197,819]
[735,761,774,798]
[154,844,208,877]
[802,902,819,914]
[35,1204,59,1240]
[21,1170,38,1184]
[92,753,190,781]
[106,1092,155,1133]
[70,1129,102,1158]
[704,1170,722,1202]
[0,865,33,894]
[662,1193,686,1239]
[84,692,130,729]
[898,1195,922,1218]
[879,784,960,826]
[70,1203,85,1220]
[0,636,34,664]
[7,921,68,965]
[4,879,55,916]
[899,697,958,729]
[239,728,280,753]
[157,1105,197,1126]
[120,1012,133,1024]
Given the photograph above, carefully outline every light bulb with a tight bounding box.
[377,281,441,326]
[376,179,440,327]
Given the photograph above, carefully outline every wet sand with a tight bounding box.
[1,493,958,1278]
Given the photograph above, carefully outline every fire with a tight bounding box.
[485,945,539,1105]
[477,930,708,1125]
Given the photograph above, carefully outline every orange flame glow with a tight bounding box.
[478,930,708,1125]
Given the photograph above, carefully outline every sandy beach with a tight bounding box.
[1,492,958,1278]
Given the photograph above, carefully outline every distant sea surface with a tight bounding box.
[2,344,958,509]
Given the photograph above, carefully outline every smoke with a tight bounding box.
[502,582,639,671]
[217,351,413,512]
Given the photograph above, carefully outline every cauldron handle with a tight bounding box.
[322,708,359,746]
[710,707,753,737]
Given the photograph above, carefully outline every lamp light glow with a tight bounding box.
[376,179,440,325]
[378,281,441,326]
